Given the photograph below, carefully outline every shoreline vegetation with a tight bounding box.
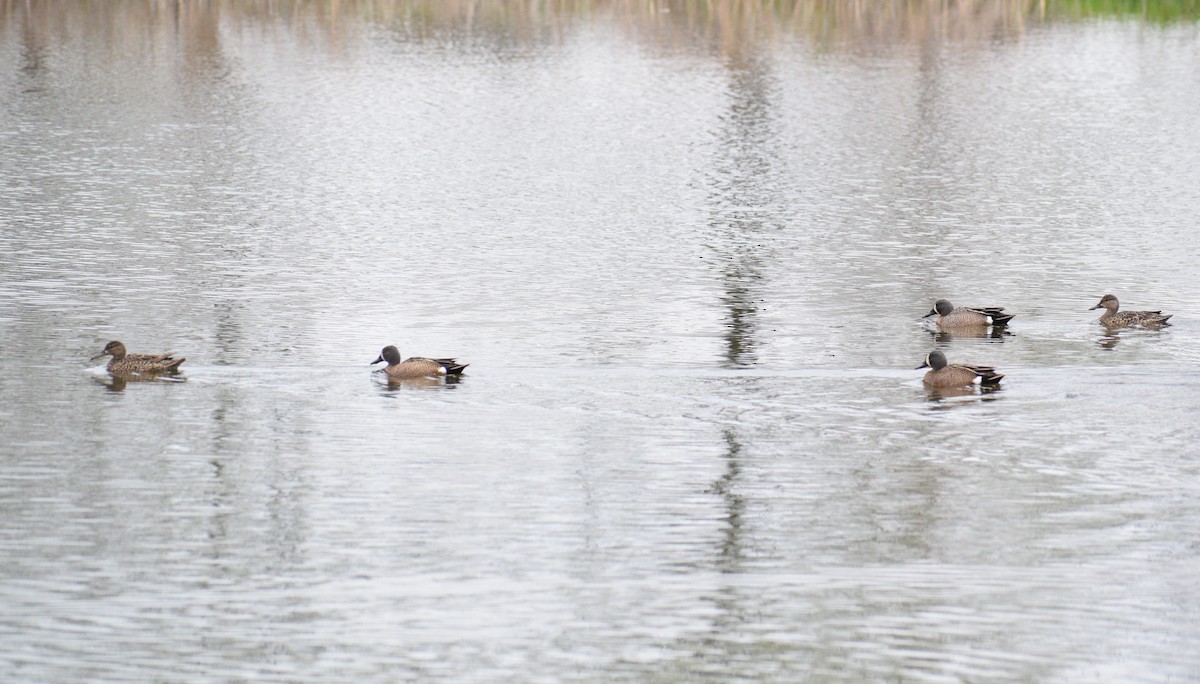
[5,1,1198,61]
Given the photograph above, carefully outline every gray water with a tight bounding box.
[2,2,1200,681]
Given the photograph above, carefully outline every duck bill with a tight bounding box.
[915,361,930,369]
[921,309,937,318]
[1088,304,1102,310]
[370,356,384,365]
[90,352,108,361]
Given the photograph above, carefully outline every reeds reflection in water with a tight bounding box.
[5,1,1197,66]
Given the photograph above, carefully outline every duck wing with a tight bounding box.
[959,363,1004,385]
[965,306,1015,325]
[128,352,185,370]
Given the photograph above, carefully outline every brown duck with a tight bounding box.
[923,299,1015,329]
[1089,294,1171,328]
[370,345,467,380]
[91,341,185,374]
[916,350,1003,388]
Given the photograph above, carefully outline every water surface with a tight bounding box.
[2,2,1199,681]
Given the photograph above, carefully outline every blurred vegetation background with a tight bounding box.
[4,0,1198,61]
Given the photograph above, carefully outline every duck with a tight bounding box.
[1089,294,1171,328]
[915,350,1003,388]
[90,340,185,374]
[923,299,1014,329]
[370,345,468,380]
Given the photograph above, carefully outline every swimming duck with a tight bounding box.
[91,341,185,374]
[915,350,1003,388]
[1089,294,1171,328]
[370,345,468,379]
[923,299,1014,329]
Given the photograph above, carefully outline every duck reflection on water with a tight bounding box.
[924,383,1004,405]
[91,373,187,393]
[928,327,1013,345]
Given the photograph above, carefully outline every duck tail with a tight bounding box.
[435,359,468,376]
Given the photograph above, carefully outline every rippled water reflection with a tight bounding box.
[2,2,1200,681]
